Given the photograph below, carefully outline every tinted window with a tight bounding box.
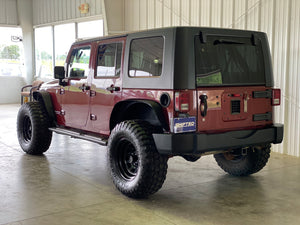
[195,36,265,86]
[129,37,163,77]
[68,47,90,77]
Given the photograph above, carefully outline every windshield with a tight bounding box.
[195,36,265,86]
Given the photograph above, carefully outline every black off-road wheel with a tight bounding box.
[214,144,271,176]
[108,120,168,198]
[17,102,52,155]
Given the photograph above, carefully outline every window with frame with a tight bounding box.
[68,47,91,78]
[195,36,265,86]
[0,27,24,77]
[96,42,122,77]
[129,36,164,77]
[55,23,76,67]
[34,19,104,79]
[35,26,53,78]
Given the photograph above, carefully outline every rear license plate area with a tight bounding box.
[173,117,196,133]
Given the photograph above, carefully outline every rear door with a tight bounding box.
[194,34,273,132]
[89,38,125,135]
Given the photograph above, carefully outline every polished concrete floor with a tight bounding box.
[1,104,300,225]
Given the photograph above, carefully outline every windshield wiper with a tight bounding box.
[213,39,245,45]
[196,69,221,77]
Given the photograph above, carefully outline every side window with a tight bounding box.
[129,36,164,77]
[96,42,123,77]
[68,47,91,78]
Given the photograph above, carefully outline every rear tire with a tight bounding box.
[108,120,168,198]
[214,144,271,176]
[17,102,52,155]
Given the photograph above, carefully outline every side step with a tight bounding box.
[49,127,108,146]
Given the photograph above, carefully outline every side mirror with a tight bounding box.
[54,66,67,86]
[54,66,65,79]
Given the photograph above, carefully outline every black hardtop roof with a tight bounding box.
[73,26,266,46]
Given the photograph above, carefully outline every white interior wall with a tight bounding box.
[32,0,104,26]
[124,0,300,157]
[0,76,26,104]
[0,0,18,25]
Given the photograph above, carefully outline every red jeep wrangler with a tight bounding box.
[17,27,283,198]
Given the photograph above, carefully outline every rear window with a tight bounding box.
[96,42,123,77]
[195,36,265,86]
[129,36,164,77]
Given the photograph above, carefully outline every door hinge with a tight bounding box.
[90,90,96,97]
[253,112,272,121]
[90,114,97,121]
[253,90,272,98]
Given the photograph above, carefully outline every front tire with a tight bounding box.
[214,145,271,176]
[108,120,168,198]
[17,102,52,155]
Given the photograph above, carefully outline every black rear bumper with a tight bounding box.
[152,124,284,155]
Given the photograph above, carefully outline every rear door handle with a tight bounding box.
[106,86,120,92]
[79,84,90,91]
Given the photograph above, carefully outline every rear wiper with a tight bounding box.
[213,39,245,45]
[196,69,221,77]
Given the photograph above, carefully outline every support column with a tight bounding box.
[104,0,125,34]
[17,0,34,84]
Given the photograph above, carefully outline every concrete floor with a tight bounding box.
[1,104,300,225]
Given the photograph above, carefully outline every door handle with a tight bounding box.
[106,86,120,92]
[79,84,90,91]
[200,94,208,117]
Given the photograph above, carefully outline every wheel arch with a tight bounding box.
[33,91,56,126]
[110,100,169,132]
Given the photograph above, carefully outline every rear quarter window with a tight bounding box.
[128,36,164,77]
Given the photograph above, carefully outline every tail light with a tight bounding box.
[175,92,190,112]
[272,89,281,106]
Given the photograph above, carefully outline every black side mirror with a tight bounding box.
[54,66,67,86]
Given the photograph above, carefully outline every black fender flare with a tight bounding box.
[110,100,169,132]
[33,91,56,126]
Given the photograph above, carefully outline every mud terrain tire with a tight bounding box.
[17,102,52,155]
[214,145,271,176]
[108,120,168,198]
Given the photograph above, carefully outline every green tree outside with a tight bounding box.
[0,45,20,60]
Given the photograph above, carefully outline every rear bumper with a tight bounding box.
[153,124,284,155]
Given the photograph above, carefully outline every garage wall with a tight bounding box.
[0,76,26,104]
[32,0,105,26]
[0,0,18,25]
[124,0,300,157]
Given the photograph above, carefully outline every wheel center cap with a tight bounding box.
[128,155,133,163]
